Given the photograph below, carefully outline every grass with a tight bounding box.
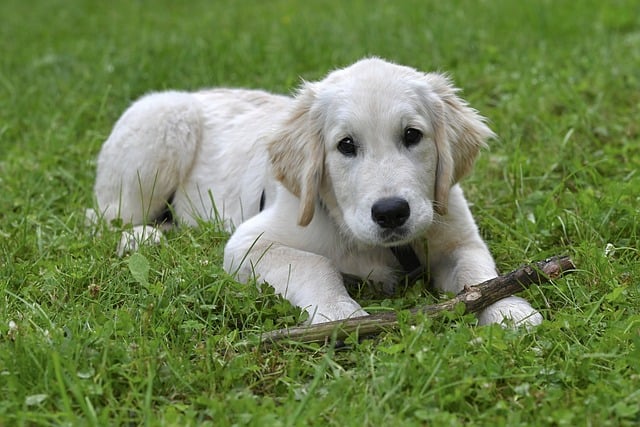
[1,0,639,425]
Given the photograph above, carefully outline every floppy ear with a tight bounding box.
[424,73,496,215]
[268,83,324,226]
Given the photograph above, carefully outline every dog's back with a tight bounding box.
[91,88,291,231]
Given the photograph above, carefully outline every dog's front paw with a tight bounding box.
[117,225,164,256]
[477,296,542,329]
[306,300,368,325]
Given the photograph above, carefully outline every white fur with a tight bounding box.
[90,58,542,327]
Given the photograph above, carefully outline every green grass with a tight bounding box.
[1,0,640,425]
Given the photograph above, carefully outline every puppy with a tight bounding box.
[89,58,542,326]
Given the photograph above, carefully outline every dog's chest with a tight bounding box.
[335,246,411,285]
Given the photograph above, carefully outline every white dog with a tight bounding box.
[89,58,542,326]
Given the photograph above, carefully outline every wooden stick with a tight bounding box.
[259,255,576,346]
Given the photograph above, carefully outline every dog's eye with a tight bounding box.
[403,128,423,147]
[337,137,357,157]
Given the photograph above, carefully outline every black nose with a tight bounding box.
[371,197,410,229]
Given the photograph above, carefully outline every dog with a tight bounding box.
[88,58,542,326]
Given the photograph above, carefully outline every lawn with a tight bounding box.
[1,0,639,425]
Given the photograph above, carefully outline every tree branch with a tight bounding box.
[259,255,576,346]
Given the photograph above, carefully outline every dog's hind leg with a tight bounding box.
[90,91,202,254]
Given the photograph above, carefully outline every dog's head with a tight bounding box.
[269,57,494,246]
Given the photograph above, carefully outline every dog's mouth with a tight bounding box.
[378,228,413,246]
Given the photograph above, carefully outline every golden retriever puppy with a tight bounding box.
[89,58,542,326]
